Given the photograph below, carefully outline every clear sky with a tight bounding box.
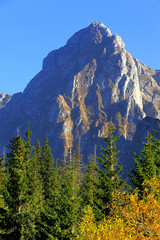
[0,0,160,95]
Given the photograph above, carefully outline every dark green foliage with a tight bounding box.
[35,137,58,239]
[73,137,84,185]
[39,137,55,200]
[34,140,41,164]
[96,122,124,217]
[1,121,160,239]
[130,132,159,196]
[0,136,35,239]
[53,154,82,239]
[153,123,160,169]
[0,127,44,240]
[80,145,101,220]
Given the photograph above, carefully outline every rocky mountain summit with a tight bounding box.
[0,22,160,171]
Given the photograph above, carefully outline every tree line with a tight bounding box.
[0,121,160,239]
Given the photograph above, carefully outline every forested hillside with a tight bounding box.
[0,121,160,239]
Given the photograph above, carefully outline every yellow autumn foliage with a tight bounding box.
[77,177,160,240]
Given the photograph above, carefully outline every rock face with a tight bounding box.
[0,22,160,170]
[0,93,11,108]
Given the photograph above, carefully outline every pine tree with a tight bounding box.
[34,137,58,239]
[130,132,159,197]
[24,123,34,199]
[34,139,41,166]
[153,123,160,169]
[0,127,45,239]
[80,145,98,207]
[96,122,124,217]
[51,147,83,239]
[73,137,84,185]
[0,151,5,184]
[25,123,32,150]
[0,154,6,234]
[39,137,55,200]
[69,152,80,236]
[22,124,44,240]
[53,161,74,239]
[0,136,28,239]
[61,155,80,238]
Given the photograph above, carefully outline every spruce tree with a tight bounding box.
[50,160,73,239]
[0,128,44,239]
[34,139,41,166]
[130,132,159,196]
[96,122,124,217]
[57,162,77,239]
[0,154,7,237]
[52,147,83,239]
[35,137,58,239]
[24,123,34,198]
[80,145,98,207]
[39,137,55,200]
[0,136,29,239]
[153,123,160,169]
[73,137,84,185]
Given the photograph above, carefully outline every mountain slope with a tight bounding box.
[0,22,160,169]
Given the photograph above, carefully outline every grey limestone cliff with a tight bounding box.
[0,22,160,171]
[0,93,11,108]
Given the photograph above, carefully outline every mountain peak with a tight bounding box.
[89,21,111,32]
[0,22,160,175]
[67,21,112,45]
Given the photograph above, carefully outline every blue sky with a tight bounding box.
[0,0,160,95]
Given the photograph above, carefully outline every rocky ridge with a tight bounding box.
[0,22,160,171]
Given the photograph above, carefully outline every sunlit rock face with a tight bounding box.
[0,93,11,108]
[0,22,160,170]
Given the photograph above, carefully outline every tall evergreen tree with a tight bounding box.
[153,123,160,169]
[39,137,55,200]
[130,132,159,196]
[0,136,29,239]
[51,144,83,239]
[80,145,98,207]
[54,160,78,239]
[73,137,84,185]
[0,128,44,239]
[24,123,34,198]
[34,137,58,239]
[34,139,41,166]
[96,122,124,217]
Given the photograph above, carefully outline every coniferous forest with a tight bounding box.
[0,121,160,239]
